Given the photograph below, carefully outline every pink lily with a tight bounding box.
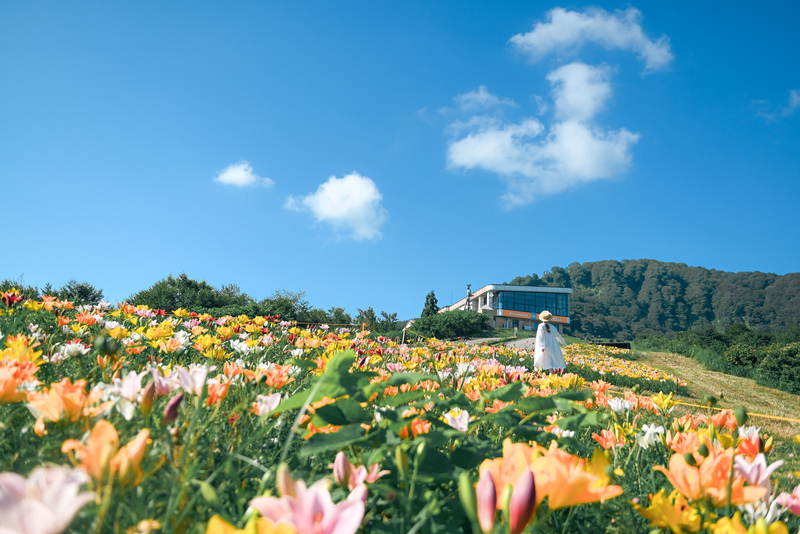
[777,484,800,517]
[734,453,783,494]
[329,452,390,491]
[250,470,366,534]
[0,466,95,534]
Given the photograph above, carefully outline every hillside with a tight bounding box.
[508,259,800,339]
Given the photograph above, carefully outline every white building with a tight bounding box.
[440,284,572,333]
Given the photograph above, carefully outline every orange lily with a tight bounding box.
[479,440,538,508]
[712,410,738,432]
[530,442,624,509]
[654,449,766,507]
[0,359,38,403]
[592,428,625,449]
[27,378,114,435]
[206,377,231,406]
[62,419,151,485]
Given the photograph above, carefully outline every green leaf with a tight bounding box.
[491,406,522,428]
[515,396,558,414]
[481,381,525,402]
[315,398,371,425]
[377,390,429,407]
[300,424,367,456]
[556,410,606,431]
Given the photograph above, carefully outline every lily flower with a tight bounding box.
[177,364,209,396]
[632,489,702,533]
[249,467,366,534]
[734,453,783,494]
[654,449,766,507]
[62,419,151,486]
[444,409,472,432]
[476,470,497,533]
[329,452,390,491]
[776,484,800,517]
[0,465,95,534]
[508,469,537,534]
[251,393,281,416]
[530,443,624,509]
[27,378,113,435]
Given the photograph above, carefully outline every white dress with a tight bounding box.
[533,322,566,370]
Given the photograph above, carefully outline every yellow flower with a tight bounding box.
[633,489,703,533]
[206,515,296,534]
[651,392,675,412]
[173,308,190,318]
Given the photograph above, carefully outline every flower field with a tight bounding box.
[2,289,800,534]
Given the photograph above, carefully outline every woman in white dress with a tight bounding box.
[533,310,566,372]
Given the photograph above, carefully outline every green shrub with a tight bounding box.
[723,344,763,369]
[756,342,800,394]
[408,310,489,340]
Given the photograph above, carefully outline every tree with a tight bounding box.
[128,274,252,312]
[421,290,439,318]
[355,307,379,330]
[327,307,353,326]
[57,280,104,306]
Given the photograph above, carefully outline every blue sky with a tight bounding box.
[2,1,798,320]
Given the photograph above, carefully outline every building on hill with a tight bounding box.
[439,284,572,333]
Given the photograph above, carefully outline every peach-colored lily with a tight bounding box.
[530,442,623,509]
[62,419,151,485]
[654,449,766,507]
[0,359,38,403]
[27,378,113,435]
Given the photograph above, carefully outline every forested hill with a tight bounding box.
[507,259,800,339]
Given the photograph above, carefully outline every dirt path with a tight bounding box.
[638,351,800,438]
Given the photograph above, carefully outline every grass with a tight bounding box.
[636,350,800,439]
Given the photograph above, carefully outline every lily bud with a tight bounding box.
[458,471,478,524]
[332,452,352,488]
[141,382,155,416]
[163,393,183,423]
[415,440,427,468]
[683,452,698,467]
[697,443,709,458]
[476,470,497,534]
[509,470,537,534]
[395,446,409,479]
[735,407,748,426]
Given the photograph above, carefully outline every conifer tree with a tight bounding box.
[421,290,440,317]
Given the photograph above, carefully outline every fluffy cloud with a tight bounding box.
[547,63,612,120]
[510,7,673,72]
[285,172,388,241]
[214,160,274,187]
[447,62,640,208]
[454,86,517,112]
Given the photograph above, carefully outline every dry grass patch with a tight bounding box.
[636,351,800,439]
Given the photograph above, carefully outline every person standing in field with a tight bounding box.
[533,310,566,372]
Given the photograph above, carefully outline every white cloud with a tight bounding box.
[547,63,612,120]
[454,86,517,112]
[788,90,800,114]
[510,6,673,72]
[756,89,800,120]
[447,61,639,208]
[285,172,388,241]
[214,160,274,187]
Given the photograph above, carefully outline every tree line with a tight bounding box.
[507,259,800,339]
